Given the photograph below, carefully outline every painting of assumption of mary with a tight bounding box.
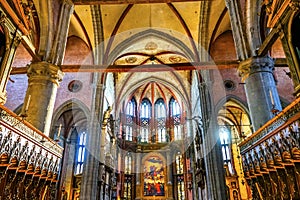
[143,156,165,196]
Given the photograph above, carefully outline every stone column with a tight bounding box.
[225,0,250,60]
[21,62,63,135]
[238,56,282,131]
[0,14,22,104]
[198,79,226,200]
[80,78,105,200]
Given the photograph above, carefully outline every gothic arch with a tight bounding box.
[108,28,196,64]
[51,98,90,139]
[288,11,300,71]
[115,76,191,117]
[216,95,252,138]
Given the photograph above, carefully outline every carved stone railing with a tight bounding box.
[239,97,300,199]
[0,105,63,200]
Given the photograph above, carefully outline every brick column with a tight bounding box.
[21,61,63,135]
[238,56,282,131]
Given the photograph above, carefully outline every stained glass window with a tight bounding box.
[155,99,166,143]
[125,98,136,141]
[75,130,86,175]
[125,154,132,174]
[140,99,151,143]
[124,175,132,199]
[219,126,233,174]
[175,153,185,199]
[170,98,182,140]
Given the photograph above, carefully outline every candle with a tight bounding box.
[57,124,62,138]
[269,90,274,105]
[25,95,31,112]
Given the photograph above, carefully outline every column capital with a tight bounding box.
[27,61,64,85]
[238,56,274,82]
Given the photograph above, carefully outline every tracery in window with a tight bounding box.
[140,99,151,143]
[75,130,87,175]
[125,98,136,141]
[170,98,182,140]
[175,154,184,174]
[124,153,133,199]
[124,176,133,199]
[175,153,185,199]
[155,99,166,143]
[125,153,132,174]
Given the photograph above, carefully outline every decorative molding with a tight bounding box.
[27,61,64,85]
[0,105,63,199]
[238,56,274,82]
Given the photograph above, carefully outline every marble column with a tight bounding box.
[238,56,282,131]
[21,62,63,135]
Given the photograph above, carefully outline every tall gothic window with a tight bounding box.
[125,153,132,174]
[219,126,233,174]
[140,99,151,143]
[155,99,167,143]
[175,153,185,199]
[75,130,87,175]
[125,98,136,141]
[170,98,182,140]
[124,153,133,199]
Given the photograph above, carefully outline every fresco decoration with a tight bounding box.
[143,156,165,196]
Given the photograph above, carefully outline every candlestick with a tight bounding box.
[269,90,274,105]
[25,95,31,112]
[57,124,62,138]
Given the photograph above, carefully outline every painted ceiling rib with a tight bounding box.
[139,82,152,104]
[91,5,104,64]
[115,73,135,111]
[167,3,199,62]
[155,83,169,106]
[198,0,210,61]
[114,52,154,62]
[208,7,227,52]
[73,11,93,50]
[103,4,133,64]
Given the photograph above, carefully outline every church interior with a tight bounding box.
[0,0,300,199]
